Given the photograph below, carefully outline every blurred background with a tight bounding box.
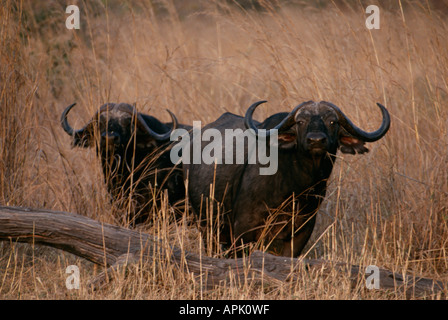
[1,0,448,299]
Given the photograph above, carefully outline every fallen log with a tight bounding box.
[0,205,445,297]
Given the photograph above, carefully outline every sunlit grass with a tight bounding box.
[1,0,447,299]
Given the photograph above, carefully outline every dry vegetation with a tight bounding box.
[1,0,448,299]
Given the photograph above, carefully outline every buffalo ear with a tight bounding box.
[277,132,297,149]
[339,136,369,154]
[72,129,95,148]
[135,133,159,149]
[135,125,159,149]
[339,129,369,154]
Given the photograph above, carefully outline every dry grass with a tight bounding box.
[1,0,448,299]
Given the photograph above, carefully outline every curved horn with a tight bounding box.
[61,102,97,136]
[61,103,78,136]
[61,102,106,136]
[136,109,178,141]
[327,102,390,142]
[110,103,177,141]
[244,100,310,137]
[61,102,99,147]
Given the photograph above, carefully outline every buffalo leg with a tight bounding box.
[282,214,317,257]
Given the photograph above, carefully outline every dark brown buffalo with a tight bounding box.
[61,102,189,225]
[184,100,390,256]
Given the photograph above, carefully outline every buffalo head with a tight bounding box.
[61,102,183,225]
[245,100,390,161]
[61,102,177,152]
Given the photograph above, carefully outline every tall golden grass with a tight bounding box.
[1,0,448,299]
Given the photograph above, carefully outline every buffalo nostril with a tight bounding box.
[306,133,326,145]
[307,137,325,143]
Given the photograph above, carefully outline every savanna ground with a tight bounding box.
[1,0,448,300]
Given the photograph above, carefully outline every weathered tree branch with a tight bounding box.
[0,205,445,297]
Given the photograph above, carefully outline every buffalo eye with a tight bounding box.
[121,118,132,126]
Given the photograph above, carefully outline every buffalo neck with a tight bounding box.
[277,148,335,196]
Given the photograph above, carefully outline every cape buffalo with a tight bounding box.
[183,100,390,257]
[61,102,189,225]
